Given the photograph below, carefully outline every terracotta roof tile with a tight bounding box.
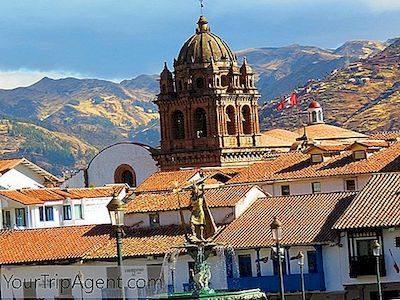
[135,169,233,193]
[305,144,348,153]
[0,225,112,265]
[0,187,117,205]
[0,190,42,205]
[292,124,366,140]
[215,192,356,249]
[88,225,187,259]
[334,173,400,229]
[369,131,400,141]
[229,142,400,183]
[126,185,256,213]
[260,129,298,147]
[347,140,390,149]
[0,158,24,173]
[0,157,60,182]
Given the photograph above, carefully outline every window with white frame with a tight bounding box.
[15,208,26,226]
[40,206,54,222]
[311,153,323,163]
[353,150,366,160]
[74,204,83,219]
[312,182,321,194]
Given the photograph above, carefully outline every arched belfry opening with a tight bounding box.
[242,105,252,135]
[114,164,136,187]
[226,106,236,136]
[172,110,185,139]
[194,108,207,138]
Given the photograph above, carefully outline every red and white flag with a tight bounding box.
[276,92,298,110]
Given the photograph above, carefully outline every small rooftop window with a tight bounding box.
[311,153,323,163]
[353,150,367,160]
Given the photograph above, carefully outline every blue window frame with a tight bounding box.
[39,207,44,222]
[39,207,54,221]
[45,207,54,221]
[307,251,318,273]
[63,205,72,220]
[15,208,26,226]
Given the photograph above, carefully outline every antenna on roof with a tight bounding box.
[199,0,204,15]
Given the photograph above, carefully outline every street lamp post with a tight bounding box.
[270,217,285,300]
[107,195,126,300]
[372,240,383,300]
[297,251,306,300]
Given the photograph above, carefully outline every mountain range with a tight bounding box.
[0,39,395,174]
[260,38,400,133]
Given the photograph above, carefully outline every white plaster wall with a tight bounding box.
[260,175,373,196]
[86,143,159,188]
[14,165,45,186]
[125,207,235,229]
[323,244,345,292]
[1,196,111,229]
[0,169,43,189]
[234,187,267,218]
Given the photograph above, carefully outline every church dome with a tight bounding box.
[309,100,321,109]
[176,16,236,66]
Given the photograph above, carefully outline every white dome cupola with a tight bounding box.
[307,100,324,125]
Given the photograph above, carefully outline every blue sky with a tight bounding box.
[0,0,400,88]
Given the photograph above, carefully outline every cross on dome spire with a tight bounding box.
[196,15,210,33]
[199,0,204,15]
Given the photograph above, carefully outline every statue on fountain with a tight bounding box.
[189,182,217,243]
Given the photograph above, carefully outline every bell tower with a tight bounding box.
[154,16,268,170]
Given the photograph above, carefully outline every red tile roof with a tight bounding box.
[135,169,233,193]
[0,158,24,173]
[0,157,60,182]
[0,187,119,205]
[369,131,400,141]
[260,129,298,147]
[0,190,42,205]
[215,192,356,249]
[305,144,348,153]
[346,140,390,149]
[88,225,187,259]
[292,124,366,140]
[334,173,400,229]
[229,142,400,183]
[0,225,188,264]
[126,185,257,213]
[0,225,112,265]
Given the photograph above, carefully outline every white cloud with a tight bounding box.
[0,69,84,89]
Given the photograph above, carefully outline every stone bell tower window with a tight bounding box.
[172,110,185,139]
[221,75,229,87]
[196,77,204,89]
[226,106,236,135]
[194,108,207,138]
[242,105,252,135]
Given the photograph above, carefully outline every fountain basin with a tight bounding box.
[149,288,267,299]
